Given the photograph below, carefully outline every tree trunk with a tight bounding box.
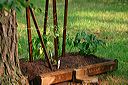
[0,9,29,85]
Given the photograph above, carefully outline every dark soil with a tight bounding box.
[20,53,110,81]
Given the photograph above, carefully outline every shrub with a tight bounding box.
[74,32,105,55]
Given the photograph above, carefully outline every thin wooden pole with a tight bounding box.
[53,0,58,62]
[26,4,33,61]
[62,0,68,57]
[29,7,52,70]
[43,0,49,35]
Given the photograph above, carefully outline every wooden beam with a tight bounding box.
[29,7,52,70]
[38,69,73,85]
[76,60,118,76]
[62,0,68,57]
[26,3,33,62]
[43,0,49,35]
[53,0,58,62]
[87,60,117,76]
[29,59,117,84]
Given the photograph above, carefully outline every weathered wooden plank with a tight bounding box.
[87,60,117,76]
[24,59,118,84]
[39,69,73,85]
[75,69,99,84]
[75,60,117,78]
[55,82,70,85]
[82,77,99,85]
[75,69,88,79]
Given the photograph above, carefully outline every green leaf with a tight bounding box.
[85,43,89,50]
[55,33,59,37]
[43,35,47,45]
[0,4,3,9]
[36,8,42,13]
[15,6,21,12]
[17,0,27,7]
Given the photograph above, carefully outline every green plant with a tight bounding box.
[74,32,105,55]
[66,35,74,52]
[32,37,43,60]
[32,34,53,60]
[32,26,62,62]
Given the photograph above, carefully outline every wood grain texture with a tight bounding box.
[39,69,73,85]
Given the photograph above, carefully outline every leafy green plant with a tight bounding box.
[32,37,44,60]
[32,34,53,60]
[32,26,62,61]
[74,32,105,55]
[66,35,75,52]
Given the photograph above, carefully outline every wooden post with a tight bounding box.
[53,0,58,62]
[43,0,49,35]
[62,0,68,57]
[26,1,33,62]
[29,7,52,70]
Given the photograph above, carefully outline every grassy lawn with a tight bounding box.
[17,0,128,84]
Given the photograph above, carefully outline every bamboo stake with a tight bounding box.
[53,0,58,62]
[62,0,68,57]
[29,7,52,70]
[26,4,33,61]
[43,0,49,35]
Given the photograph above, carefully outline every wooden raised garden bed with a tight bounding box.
[20,53,118,85]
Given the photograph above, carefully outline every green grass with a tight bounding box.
[17,0,128,84]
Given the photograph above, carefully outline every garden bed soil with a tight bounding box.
[20,53,112,81]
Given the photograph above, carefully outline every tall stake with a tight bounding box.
[62,0,68,57]
[26,4,33,61]
[29,7,52,70]
[53,0,58,62]
[43,0,49,35]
